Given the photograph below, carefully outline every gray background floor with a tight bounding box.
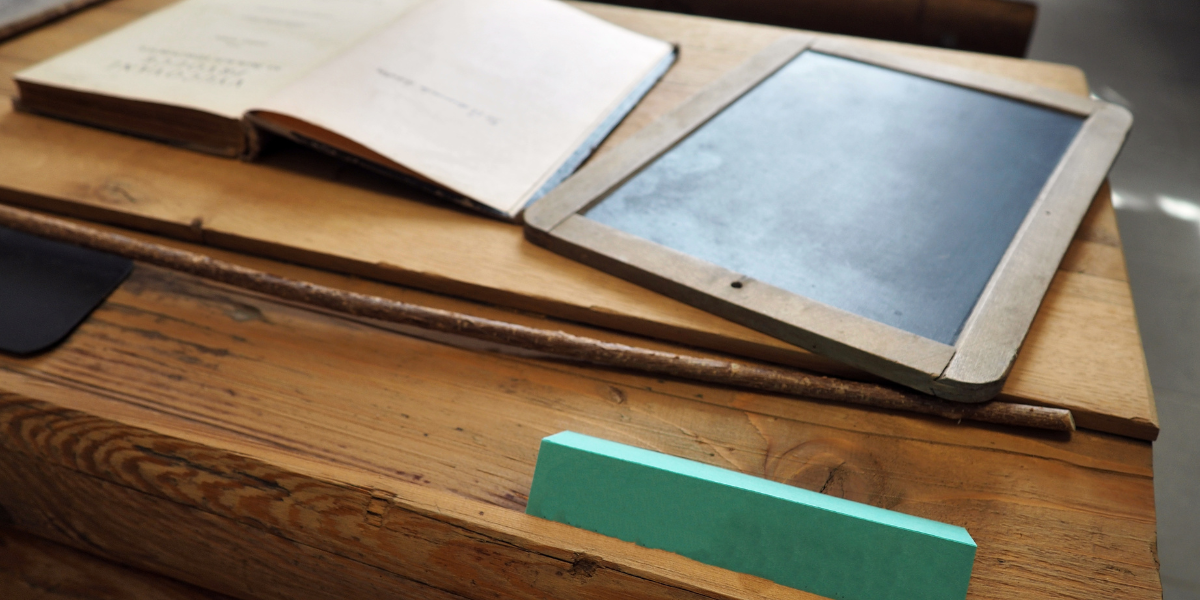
[1027,1,1199,597]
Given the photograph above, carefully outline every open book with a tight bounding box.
[13,0,676,218]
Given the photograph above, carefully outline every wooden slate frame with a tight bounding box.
[524,33,1133,402]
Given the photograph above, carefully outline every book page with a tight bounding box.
[253,0,673,214]
[16,0,426,119]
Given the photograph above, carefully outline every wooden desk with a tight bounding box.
[0,2,1161,600]
[0,0,1158,441]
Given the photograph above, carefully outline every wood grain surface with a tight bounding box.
[0,203,1079,433]
[0,527,233,600]
[0,0,1155,438]
[0,263,1161,599]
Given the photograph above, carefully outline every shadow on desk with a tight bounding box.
[592,0,1037,57]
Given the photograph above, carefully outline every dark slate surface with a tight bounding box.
[0,227,132,355]
[586,51,1083,344]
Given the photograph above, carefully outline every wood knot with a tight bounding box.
[96,179,141,206]
[607,386,627,404]
[767,436,890,506]
[223,302,265,323]
[568,554,598,578]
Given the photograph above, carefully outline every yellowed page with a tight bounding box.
[16,0,426,119]
[253,0,673,215]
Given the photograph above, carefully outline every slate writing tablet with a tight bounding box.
[0,226,133,355]
[524,35,1132,401]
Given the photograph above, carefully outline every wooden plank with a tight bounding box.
[0,0,1154,438]
[0,527,233,600]
[0,203,1073,433]
[0,398,813,600]
[1003,184,1158,439]
[0,262,1149,475]
[0,265,1161,599]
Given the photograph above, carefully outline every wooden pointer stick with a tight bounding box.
[0,204,1074,432]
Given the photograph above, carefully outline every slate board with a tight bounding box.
[585,51,1084,345]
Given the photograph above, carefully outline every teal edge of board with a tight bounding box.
[525,431,976,600]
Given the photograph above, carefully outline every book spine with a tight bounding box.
[280,130,514,221]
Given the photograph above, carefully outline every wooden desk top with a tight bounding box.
[0,0,1157,440]
[0,241,1161,599]
[0,2,1161,599]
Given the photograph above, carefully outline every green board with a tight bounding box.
[526,431,976,600]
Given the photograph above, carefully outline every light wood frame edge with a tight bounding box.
[809,38,1097,117]
[532,215,955,390]
[935,102,1133,398]
[525,35,1132,402]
